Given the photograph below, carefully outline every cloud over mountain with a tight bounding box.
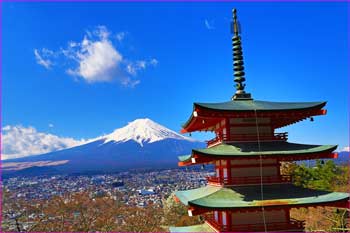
[2,119,204,174]
[1,125,86,160]
[1,119,197,161]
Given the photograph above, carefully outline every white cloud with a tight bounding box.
[63,26,123,83]
[150,58,159,66]
[1,125,86,160]
[341,146,350,152]
[48,123,54,128]
[34,49,53,69]
[76,39,122,82]
[34,26,157,87]
[115,32,126,42]
[204,19,215,30]
[68,41,78,47]
[126,59,158,77]
[121,78,140,88]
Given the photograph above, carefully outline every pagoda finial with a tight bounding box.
[231,9,252,100]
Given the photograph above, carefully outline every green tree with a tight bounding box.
[290,162,350,232]
[292,160,341,191]
[163,194,203,229]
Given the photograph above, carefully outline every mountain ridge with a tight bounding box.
[3,118,205,175]
[102,118,196,146]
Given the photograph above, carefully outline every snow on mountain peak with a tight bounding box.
[103,118,194,146]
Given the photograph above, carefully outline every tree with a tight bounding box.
[163,194,203,229]
[3,190,170,232]
[291,160,341,191]
[117,205,165,232]
[289,162,350,232]
[1,189,41,232]
[291,207,349,232]
[20,191,126,232]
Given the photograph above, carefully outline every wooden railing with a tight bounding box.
[207,176,229,185]
[232,175,292,185]
[206,134,228,147]
[204,213,229,232]
[232,132,288,142]
[206,175,292,186]
[204,213,304,232]
[206,132,288,147]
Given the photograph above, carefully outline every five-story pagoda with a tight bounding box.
[170,9,349,232]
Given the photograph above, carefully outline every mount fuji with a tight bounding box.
[3,119,205,176]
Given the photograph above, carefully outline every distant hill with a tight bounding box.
[297,151,349,167]
[336,151,350,164]
[3,119,205,176]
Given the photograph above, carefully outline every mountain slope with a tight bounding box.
[3,119,204,175]
[103,118,194,146]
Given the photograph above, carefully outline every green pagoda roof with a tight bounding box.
[194,100,326,112]
[181,100,327,132]
[169,223,215,232]
[179,142,337,162]
[175,184,349,209]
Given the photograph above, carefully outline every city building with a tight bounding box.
[170,9,350,232]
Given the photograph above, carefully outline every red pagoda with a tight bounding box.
[170,9,349,232]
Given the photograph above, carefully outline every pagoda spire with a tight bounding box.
[231,9,252,100]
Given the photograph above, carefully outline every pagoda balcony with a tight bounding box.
[207,175,292,186]
[204,213,305,232]
[206,132,288,147]
[206,134,228,147]
[203,213,229,232]
[206,176,229,185]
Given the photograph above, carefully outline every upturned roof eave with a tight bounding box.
[195,100,326,112]
[193,144,337,157]
[175,185,350,210]
[181,100,327,133]
[178,143,337,164]
[188,196,350,210]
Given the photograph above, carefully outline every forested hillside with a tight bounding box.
[2,161,349,232]
[283,160,350,232]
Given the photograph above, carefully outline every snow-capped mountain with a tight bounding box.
[103,118,194,146]
[3,119,204,176]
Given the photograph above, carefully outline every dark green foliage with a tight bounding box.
[292,160,342,191]
[290,162,349,231]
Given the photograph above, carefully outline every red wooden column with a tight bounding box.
[285,208,291,222]
[219,160,224,184]
[215,160,221,183]
[227,159,232,184]
[225,118,230,141]
[226,211,232,231]
[226,159,232,184]
[222,118,230,185]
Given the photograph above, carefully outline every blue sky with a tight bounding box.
[2,1,349,157]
